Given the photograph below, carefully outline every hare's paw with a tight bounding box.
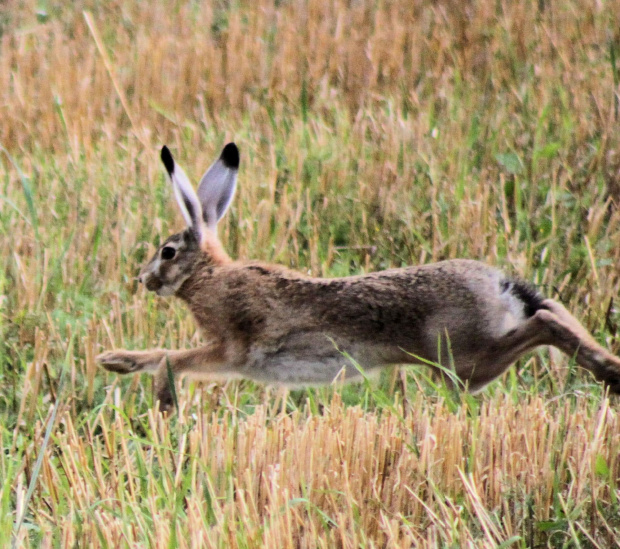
[97,351,144,374]
[154,362,176,415]
[156,386,175,415]
[596,359,620,395]
[604,377,620,395]
[97,350,166,373]
[584,354,620,395]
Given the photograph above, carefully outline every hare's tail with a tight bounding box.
[501,278,545,318]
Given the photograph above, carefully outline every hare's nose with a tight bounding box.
[138,276,143,283]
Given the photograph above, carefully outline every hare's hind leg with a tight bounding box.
[465,310,555,390]
[467,300,620,393]
[539,299,620,393]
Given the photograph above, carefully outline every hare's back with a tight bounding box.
[222,259,542,385]
[305,259,542,361]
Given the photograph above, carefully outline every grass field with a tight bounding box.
[2,0,620,546]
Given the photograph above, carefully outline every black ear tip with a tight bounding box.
[220,142,240,169]
[160,145,175,175]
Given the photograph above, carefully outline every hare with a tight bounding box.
[97,143,620,412]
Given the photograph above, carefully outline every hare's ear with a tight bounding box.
[161,146,204,242]
[196,143,239,232]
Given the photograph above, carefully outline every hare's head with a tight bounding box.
[138,144,239,296]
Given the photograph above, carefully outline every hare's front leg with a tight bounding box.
[152,343,237,412]
[97,349,168,374]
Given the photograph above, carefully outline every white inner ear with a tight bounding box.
[170,162,204,240]
[197,158,238,232]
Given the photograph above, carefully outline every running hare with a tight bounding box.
[97,144,620,412]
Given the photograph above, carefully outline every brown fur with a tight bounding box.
[200,230,232,265]
[97,145,620,413]
[98,241,620,412]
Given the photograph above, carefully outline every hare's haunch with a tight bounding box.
[97,144,620,412]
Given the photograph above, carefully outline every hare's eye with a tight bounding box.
[161,246,176,260]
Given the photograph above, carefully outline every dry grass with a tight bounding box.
[7,393,620,547]
[1,0,620,546]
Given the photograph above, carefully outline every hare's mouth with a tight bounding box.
[145,277,176,297]
[144,276,163,293]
